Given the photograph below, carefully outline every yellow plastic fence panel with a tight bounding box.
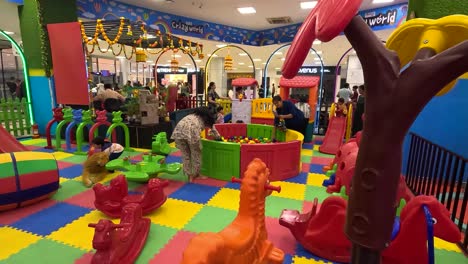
[345,103,353,141]
[216,99,232,114]
[251,99,275,119]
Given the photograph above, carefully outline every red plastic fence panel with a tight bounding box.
[214,123,247,138]
[47,22,89,105]
[251,118,275,125]
[240,141,301,181]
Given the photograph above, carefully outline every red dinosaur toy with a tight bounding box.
[280,195,461,263]
[322,133,360,172]
[93,175,168,218]
[88,203,150,264]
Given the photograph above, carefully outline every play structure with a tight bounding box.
[201,123,303,181]
[93,175,169,217]
[49,108,131,153]
[318,101,353,154]
[279,195,461,263]
[0,152,59,211]
[88,203,150,264]
[278,76,320,143]
[105,154,182,182]
[0,124,29,153]
[181,158,284,264]
[230,78,258,124]
[281,0,468,260]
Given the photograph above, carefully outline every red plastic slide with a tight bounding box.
[319,116,347,155]
[0,125,29,153]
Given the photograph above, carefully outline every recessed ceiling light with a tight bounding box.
[212,54,218,57]
[174,54,182,58]
[248,66,253,68]
[3,31,14,35]
[238,62,245,65]
[237,7,256,14]
[116,56,126,59]
[313,40,322,45]
[147,60,154,63]
[315,50,323,54]
[300,1,318,9]
[253,58,261,61]
[262,62,266,65]
[256,68,261,70]
[185,63,192,66]
[232,68,238,70]
[275,67,281,70]
[372,0,394,3]
[239,53,248,56]
[281,58,285,61]
[216,44,227,48]
[195,59,202,62]
[274,51,282,55]
[167,60,172,62]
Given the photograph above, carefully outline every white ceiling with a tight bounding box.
[117,0,408,30]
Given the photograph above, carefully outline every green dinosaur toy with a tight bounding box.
[152,132,172,156]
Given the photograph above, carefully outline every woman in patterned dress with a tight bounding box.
[171,107,219,182]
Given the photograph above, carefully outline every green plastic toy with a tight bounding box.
[106,111,133,151]
[75,110,93,155]
[325,164,338,178]
[152,132,172,156]
[105,153,182,182]
[54,108,73,150]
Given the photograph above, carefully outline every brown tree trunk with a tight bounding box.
[342,15,468,262]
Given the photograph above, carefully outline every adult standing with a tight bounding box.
[337,83,353,103]
[351,85,365,136]
[272,95,306,139]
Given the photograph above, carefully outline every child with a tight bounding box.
[91,136,124,161]
[216,106,225,124]
[335,98,348,117]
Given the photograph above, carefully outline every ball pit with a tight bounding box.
[201,123,303,182]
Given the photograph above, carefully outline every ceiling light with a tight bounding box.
[167,60,172,62]
[274,51,282,55]
[281,58,285,61]
[3,31,14,35]
[300,1,318,9]
[174,54,182,58]
[195,59,202,62]
[315,50,323,54]
[248,66,253,68]
[185,63,192,66]
[232,68,238,70]
[256,68,261,70]
[313,40,322,45]
[216,44,227,48]
[237,7,256,14]
[116,56,126,59]
[239,53,248,56]
[238,62,245,65]
[262,62,266,65]
[372,0,394,3]
[275,67,281,70]
[147,60,154,63]
[314,57,321,61]
[253,58,262,61]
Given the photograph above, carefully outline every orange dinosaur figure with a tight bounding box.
[181,158,284,264]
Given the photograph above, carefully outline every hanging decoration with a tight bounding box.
[224,50,233,71]
[170,53,179,73]
[78,18,205,60]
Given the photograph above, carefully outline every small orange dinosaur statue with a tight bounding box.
[181,158,284,264]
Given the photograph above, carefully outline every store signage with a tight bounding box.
[7,0,23,4]
[171,20,204,35]
[359,3,408,31]
[156,67,187,74]
[276,66,336,76]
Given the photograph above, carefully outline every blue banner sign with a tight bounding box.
[76,0,408,46]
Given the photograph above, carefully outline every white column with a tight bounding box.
[207,57,226,96]
[119,57,129,84]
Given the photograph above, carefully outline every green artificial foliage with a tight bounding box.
[408,0,468,19]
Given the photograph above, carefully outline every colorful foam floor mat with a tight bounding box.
[0,138,465,264]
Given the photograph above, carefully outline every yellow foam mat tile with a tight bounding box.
[307,173,328,187]
[301,149,313,156]
[292,256,331,263]
[0,227,41,260]
[59,177,69,184]
[271,181,306,200]
[434,237,462,253]
[52,152,75,160]
[313,145,320,151]
[20,139,47,145]
[133,148,151,153]
[147,198,203,229]
[207,188,240,211]
[73,171,121,184]
[169,142,176,148]
[48,210,113,251]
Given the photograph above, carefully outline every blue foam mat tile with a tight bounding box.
[314,140,323,145]
[285,172,308,184]
[223,182,241,190]
[169,183,221,204]
[302,143,314,150]
[309,164,325,174]
[283,254,293,264]
[11,202,91,236]
[165,155,182,164]
[36,148,57,153]
[59,164,84,179]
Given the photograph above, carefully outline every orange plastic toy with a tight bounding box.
[181,158,284,264]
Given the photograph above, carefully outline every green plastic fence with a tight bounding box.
[0,98,32,137]
[247,124,286,141]
[200,139,241,180]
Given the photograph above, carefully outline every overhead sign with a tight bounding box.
[156,67,187,74]
[359,3,408,31]
[8,0,23,4]
[277,66,336,76]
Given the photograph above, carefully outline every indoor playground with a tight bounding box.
[0,0,467,264]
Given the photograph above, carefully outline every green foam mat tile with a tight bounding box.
[301,155,312,163]
[2,238,86,264]
[59,155,88,164]
[159,169,188,182]
[53,180,88,201]
[434,248,467,263]
[305,185,333,203]
[135,223,178,264]
[183,206,237,233]
[265,196,303,218]
[312,150,335,158]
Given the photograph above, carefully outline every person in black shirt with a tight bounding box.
[351,85,366,136]
[272,95,305,139]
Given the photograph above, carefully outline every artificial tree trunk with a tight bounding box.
[342,16,468,262]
